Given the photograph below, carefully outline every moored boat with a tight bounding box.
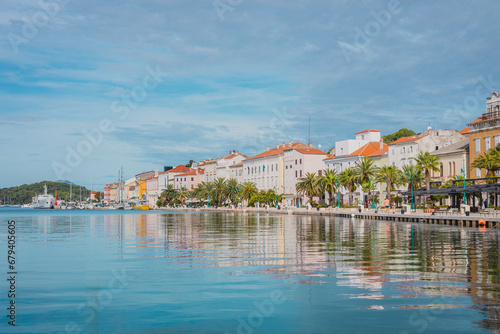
[32,184,55,209]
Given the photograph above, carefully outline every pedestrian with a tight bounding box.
[384,197,390,213]
[484,199,488,209]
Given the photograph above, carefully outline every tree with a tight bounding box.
[471,149,500,177]
[400,164,423,192]
[339,168,358,206]
[185,159,196,167]
[382,128,420,144]
[296,172,322,204]
[212,178,227,206]
[322,169,338,206]
[239,182,257,206]
[224,178,240,204]
[95,191,104,202]
[376,165,401,204]
[415,151,440,192]
[177,186,189,205]
[157,184,175,207]
[354,156,379,205]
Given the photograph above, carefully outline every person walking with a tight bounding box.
[384,197,390,213]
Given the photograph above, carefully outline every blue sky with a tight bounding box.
[1,0,499,189]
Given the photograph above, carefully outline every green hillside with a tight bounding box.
[0,181,91,205]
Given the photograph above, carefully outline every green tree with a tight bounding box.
[224,178,240,204]
[212,178,227,206]
[322,169,338,206]
[382,128,420,144]
[415,151,440,192]
[157,184,175,207]
[376,165,401,204]
[296,172,322,204]
[239,182,257,206]
[471,148,500,177]
[354,156,378,205]
[339,168,358,206]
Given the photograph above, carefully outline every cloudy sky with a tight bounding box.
[1,0,499,189]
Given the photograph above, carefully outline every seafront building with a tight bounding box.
[467,92,500,178]
[174,168,204,190]
[203,151,247,183]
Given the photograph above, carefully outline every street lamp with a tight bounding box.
[336,179,341,208]
[461,159,466,205]
[370,176,375,209]
[273,186,277,208]
[409,166,414,210]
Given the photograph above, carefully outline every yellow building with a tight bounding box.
[467,92,500,178]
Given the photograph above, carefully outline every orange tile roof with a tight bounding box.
[388,135,426,145]
[225,154,238,159]
[244,142,304,161]
[467,116,484,125]
[355,129,380,135]
[348,142,388,157]
[159,165,193,174]
[323,155,336,161]
[295,147,327,155]
[459,127,469,135]
[366,145,388,157]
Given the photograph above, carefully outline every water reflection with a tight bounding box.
[25,212,500,332]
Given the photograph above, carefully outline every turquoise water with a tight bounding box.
[1,208,499,333]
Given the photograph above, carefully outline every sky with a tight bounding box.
[1,0,500,189]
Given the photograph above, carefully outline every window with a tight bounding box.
[435,146,439,151]
[392,162,396,166]
[401,147,405,154]
[290,165,292,169]
[239,170,242,176]
[452,162,456,176]
[485,137,491,151]
[475,138,480,153]
[476,168,481,178]
[295,159,297,165]
[318,170,322,176]
[440,163,443,176]
[409,146,413,153]
[392,148,395,155]
[271,164,273,172]
[361,135,365,140]
[300,170,302,177]
[286,165,288,169]
[191,177,194,181]
[495,135,500,148]
[276,163,278,170]
[295,171,297,177]
[300,159,302,164]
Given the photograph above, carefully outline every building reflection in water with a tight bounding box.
[34,212,500,331]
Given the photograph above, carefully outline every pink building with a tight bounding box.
[174,168,204,190]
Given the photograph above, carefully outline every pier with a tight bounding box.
[159,207,500,229]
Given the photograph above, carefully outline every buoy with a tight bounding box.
[478,219,486,229]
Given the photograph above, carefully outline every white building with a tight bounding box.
[388,126,465,169]
[335,129,381,157]
[158,165,194,192]
[203,151,247,182]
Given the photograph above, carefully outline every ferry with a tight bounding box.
[32,184,55,209]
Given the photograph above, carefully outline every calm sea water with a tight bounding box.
[1,208,499,334]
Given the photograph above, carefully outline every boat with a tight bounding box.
[32,184,55,209]
[21,204,32,208]
[133,205,150,211]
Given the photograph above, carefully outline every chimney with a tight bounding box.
[308,142,313,148]
[277,143,279,149]
[288,140,292,147]
[267,145,270,151]
[282,141,285,148]
[380,138,383,150]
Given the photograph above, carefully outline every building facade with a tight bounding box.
[467,92,500,178]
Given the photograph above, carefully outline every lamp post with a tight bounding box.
[273,186,277,208]
[296,193,299,208]
[409,166,414,210]
[370,176,375,209]
[461,161,466,205]
[336,180,341,208]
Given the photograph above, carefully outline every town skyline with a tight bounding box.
[2,1,500,189]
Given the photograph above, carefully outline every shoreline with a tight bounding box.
[154,207,500,229]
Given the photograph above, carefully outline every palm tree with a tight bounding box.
[375,165,401,204]
[225,178,239,204]
[322,169,338,206]
[212,178,227,206]
[415,151,440,192]
[471,150,500,177]
[177,186,189,205]
[400,164,423,191]
[339,168,358,206]
[239,182,257,206]
[157,184,175,207]
[296,172,322,204]
[354,157,378,205]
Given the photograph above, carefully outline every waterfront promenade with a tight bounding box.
[157,206,500,229]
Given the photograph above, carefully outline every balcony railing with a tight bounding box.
[478,111,500,122]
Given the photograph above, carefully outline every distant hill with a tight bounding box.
[0,181,91,205]
[56,180,78,186]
